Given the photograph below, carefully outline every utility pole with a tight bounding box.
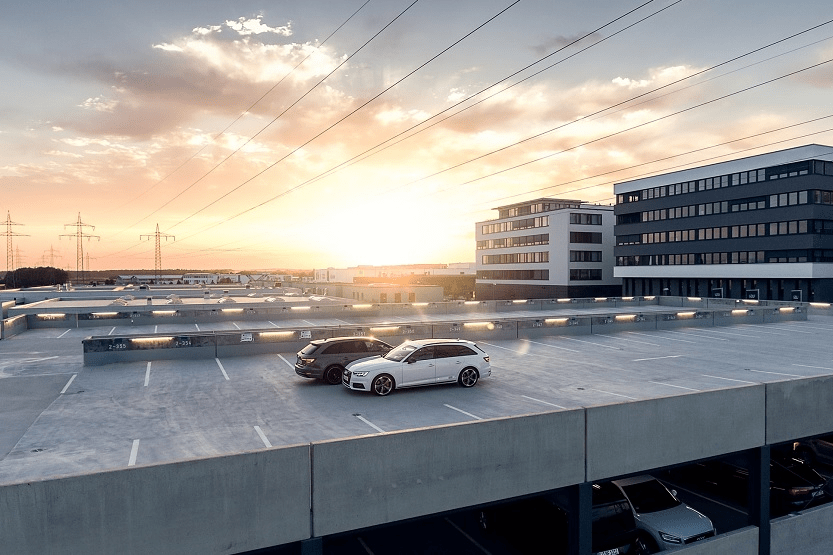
[1,211,28,288]
[42,245,62,267]
[141,224,174,284]
[60,213,100,285]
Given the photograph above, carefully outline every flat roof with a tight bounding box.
[614,144,833,194]
[1,302,830,486]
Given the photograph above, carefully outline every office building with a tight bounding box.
[614,144,833,301]
[475,198,620,300]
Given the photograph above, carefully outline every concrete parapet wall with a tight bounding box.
[1,315,28,340]
[0,446,311,555]
[765,375,833,444]
[310,410,586,537]
[771,503,833,555]
[585,386,765,481]
[675,527,759,555]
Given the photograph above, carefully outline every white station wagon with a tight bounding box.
[342,338,491,396]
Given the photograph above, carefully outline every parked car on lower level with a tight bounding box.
[477,482,651,554]
[794,434,833,468]
[295,337,393,385]
[342,338,490,396]
[611,475,715,551]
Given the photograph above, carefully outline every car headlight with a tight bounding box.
[483,356,490,362]
[352,371,369,377]
[659,531,682,544]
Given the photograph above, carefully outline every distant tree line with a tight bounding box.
[2,267,69,288]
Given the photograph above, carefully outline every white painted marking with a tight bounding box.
[633,355,683,362]
[521,395,566,409]
[268,321,279,328]
[56,329,71,339]
[215,358,230,380]
[444,404,482,420]
[357,537,375,555]
[301,320,314,326]
[793,364,833,372]
[518,338,580,353]
[23,356,60,363]
[628,331,695,344]
[254,426,272,448]
[736,325,789,336]
[482,340,571,356]
[277,354,294,368]
[128,439,140,467]
[444,516,494,555]
[557,336,622,350]
[588,389,637,400]
[664,480,748,515]
[691,328,756,338]
[355,415,385,433]
[333,319,352,325]
[665,330,728,341]
[60,373,77,394]
[144,362,151,387]
[108,327,116,336]
[154,325,158,333]
[747,369,803,377]
[761,325,814,334]
[233,322,241,330]
[702,374,757,384]
[650,381,699,392]
[195,323,200,331]
[596,334,660,347]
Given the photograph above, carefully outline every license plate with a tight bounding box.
[597,549,619,555]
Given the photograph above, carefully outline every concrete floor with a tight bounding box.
[2,308,831,486]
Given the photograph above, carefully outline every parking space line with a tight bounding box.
[354,415,385,433]
[634,355,682,362]
[736,325,789,336]
[56,329,71,339]
[195,323,200,331]
[588,389,637,400]
[747,369,804,377]
[521,395,566,409]
[628,331,695,343]
[665,330,729,341]
[761,325,815,334]
[154,325,158,333]
[254,426,272,448]
[444,404,482,420]
[128,439,140,467]
[144,362,151,387]
[215,358,230,380]
[357,537,375,555]
[444,517,493,555]
[519,338,580,353]
[793,364,833,372]
[690,328,756,338]
[277,354,294,368]
[107,327,116,335]
[597,334,660,347]
[301,320,314,326]
[557,336,622,350]
[663,480,748,516]
[59,373,77,394]
[268,321,279,327]
[702,374,757,384]
[650,381,699,392]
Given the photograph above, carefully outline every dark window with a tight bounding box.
[571,232,603,244]
[407,347,435,362]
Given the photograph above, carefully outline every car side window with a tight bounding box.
[408,346,435,362]
[321,343,342,355]
[366,341,388,353]
[454,345,477,356]
[352,341,368,353]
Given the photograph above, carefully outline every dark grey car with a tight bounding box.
[295,337,393,384]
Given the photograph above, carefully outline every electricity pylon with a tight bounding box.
[1,212,28,286]
[141,224,175,284]
[60,213,100,284]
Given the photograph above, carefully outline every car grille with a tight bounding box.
[684,530,715,544]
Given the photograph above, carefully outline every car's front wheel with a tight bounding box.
[372,374,395,396]
[324,365,344,385]
[458,367,479,387]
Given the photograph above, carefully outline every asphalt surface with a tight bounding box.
[2,309,832,486]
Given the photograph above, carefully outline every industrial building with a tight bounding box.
[475,198,620,300]
[614,144,833,301]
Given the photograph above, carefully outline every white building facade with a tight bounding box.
[475,198,620,300]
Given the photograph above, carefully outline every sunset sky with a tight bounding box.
[1,0,832,272]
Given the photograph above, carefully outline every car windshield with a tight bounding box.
[621,480,681,513]
[384,343,417,362]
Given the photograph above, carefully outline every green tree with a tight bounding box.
[2,267,69,288]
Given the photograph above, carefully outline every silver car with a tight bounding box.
[612,475,715,551]
[342,338,491,396]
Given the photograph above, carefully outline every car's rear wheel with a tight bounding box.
[324,365,344,385]
[372,374,394,396]
[458,367,479,387]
